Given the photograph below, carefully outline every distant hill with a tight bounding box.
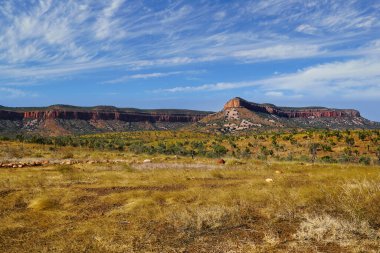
[196,97,380,133]
[0,98,379,136]
[0,105,212,136]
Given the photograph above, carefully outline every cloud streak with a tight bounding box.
[105,70,205,84]
[0,87,34,98]
[163,57,380,99]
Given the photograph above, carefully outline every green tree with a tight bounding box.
[212,144,227,157]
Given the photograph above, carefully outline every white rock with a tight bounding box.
[143,159,152,163]
[265,178,274,183]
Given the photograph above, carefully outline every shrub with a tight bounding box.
[321,144,333,152]
[212,144,228,157]
[359,156,371,165]
[376,146,380,163]
[345,136,355,147]
[338,154,354,163]
[0,136,10,141]
[321,156,337,163]
[358,131,368,141]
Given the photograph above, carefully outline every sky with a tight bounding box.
[0,0,380,120]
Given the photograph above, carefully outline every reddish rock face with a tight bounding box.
[0,109,208,123]
[224,97,360,118]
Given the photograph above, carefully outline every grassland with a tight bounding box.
[1,137,380,252]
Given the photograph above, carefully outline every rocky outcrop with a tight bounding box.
[224,97,360,118]
[0,107,209,123]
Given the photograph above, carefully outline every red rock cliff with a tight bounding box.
[0,109,208,122]
[224,97,360,118]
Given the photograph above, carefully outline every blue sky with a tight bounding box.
[0,0,380,120]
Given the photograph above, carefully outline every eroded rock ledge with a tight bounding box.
[0,106,210,123]
[224,97,360,118]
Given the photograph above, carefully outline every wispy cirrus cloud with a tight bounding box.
[105,70,204,84]
[0,87,35,98]
[0,0,379,84]
[245,0,380,34]
[94,0,125,40]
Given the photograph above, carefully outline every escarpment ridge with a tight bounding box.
[223,97,361,118]
[0,105,210,122]
[0,99,378,135]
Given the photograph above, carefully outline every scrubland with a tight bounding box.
[1,132,380,252]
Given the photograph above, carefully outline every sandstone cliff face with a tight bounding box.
[224,97,360,118]
[0,109,207,123]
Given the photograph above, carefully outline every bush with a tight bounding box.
[345,136,355,147]
[212,144,228,157]
[338,154,354,163]
[0,136,10,141]
[321,144,333,152]
[321,156,337,163]
[359,156,371,165]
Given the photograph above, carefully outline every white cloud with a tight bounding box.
[163,81,259,93]
[265,91,283,97]
[106,71,180,84]
[162,57,380,99]
[94,0,125,40]
[295,24,318,34]
[231,44,322,60]
[106,70,204,84]
[264,58,380,94]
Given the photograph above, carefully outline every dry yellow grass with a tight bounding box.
[0,141,380,252]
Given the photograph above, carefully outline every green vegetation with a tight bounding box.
[4,129,380,164]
